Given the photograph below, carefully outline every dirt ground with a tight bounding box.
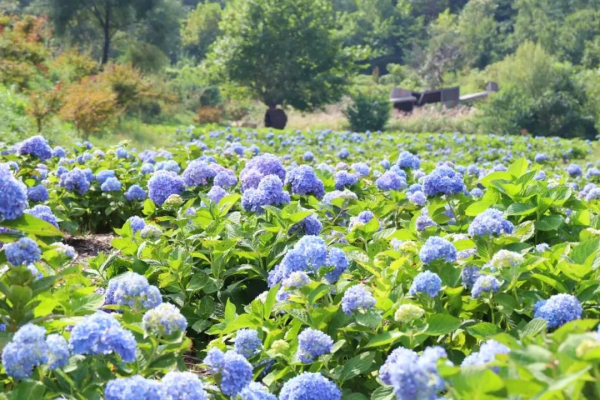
[64,233,115,262]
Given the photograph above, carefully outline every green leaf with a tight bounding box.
[465,201,495,217]
[571,239,600,264]
[2,214,62,237]
[142,198,156,216]
[535,215,564,231]
[426,314,461,336]
[9,380,45,400]
[370,385,394,400]
[340,352,376,381]
[506,203,536,216]
[466,322,501,340]
[508,158,529,178]
[365,331,403,348]
[519,318,547,339]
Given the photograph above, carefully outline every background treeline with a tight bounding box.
[2,0,600,143]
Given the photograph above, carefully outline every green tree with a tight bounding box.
[47,0,160,64]
[181,1,222,61]
[458,0,501,69]
[209,0,353,116]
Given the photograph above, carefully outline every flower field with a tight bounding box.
[1,129,600,400]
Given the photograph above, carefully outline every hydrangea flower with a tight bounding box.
[0,164,28,220]
[303,151,315,162]
[409,271,442,297]
[1,324,49,379]
[422,166,466,197]
[341,285,376,315]
[46,334,70,370]
[105,272,162,310]
[143,303,187,337]
[468,209,514,236]
[419,236,457,264]
[279,372,341,400]
[334,170,358,190]
[204,348,253,397]
[101,177,122,192]
[104,375,164,400]
[214,169,237,188]
[234,329,262,359]
[352,162,370,177]
[282,271,311,289]
[349,210,378,230]
[408,190,427,205]
[470,188,484,197]
[533,294,582,329]
[115,147,128,159]
[125,185,147,201]
[322,189,358,205]
[397,151,421,170]
[156,160,181,173]
[148,170,185,206]
[162,371,207,400]
[140,224,162,239]
[338,149,350,159]
[586,188,600,201]
[471,275,500,298]
[285,165,325,198]
[182,160,217,187]
[416,214,436,231]
[69,312,137,362]
[461,340,510,368]
[53,242,76,259]
[490,250,524,270]
[17,135,52,160]
[290,214,323,236]
[241,175,290,213]
[379,347,419,385]
[96,170,116,184]
[297,328,333,363]
[375,171,407,191]
[25,204,58,227]
[52,146,66,158]
[59,168,90,195]
[389,356,436,400]
[5,237,41,266]
[394,304,425,324]
[240,382,277,400]
[127,216,146,233]
[27,184,49,202]
[567,164,582,177]
[240,154,286,190]
[207,185,227,204]
[461,265,480,288]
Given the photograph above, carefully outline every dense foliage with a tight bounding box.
[1,129,600,399]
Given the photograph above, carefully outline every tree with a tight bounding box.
[48,0,159,64]
[458,0,501,69]
[181,1,222,61]
[209,0,353,126]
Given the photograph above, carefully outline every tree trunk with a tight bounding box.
[101,2,111,64]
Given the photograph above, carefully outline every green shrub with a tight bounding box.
[344,91,391,132]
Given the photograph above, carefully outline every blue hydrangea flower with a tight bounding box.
[115,147,128,159]
[148,170,185,206]
[25,204,58,227]
[141,163,155,174]
[208,185,227,204]
[234,329,262,359]
[96,170,116,184]
[101,177,122,192]
[352,162,370,177]
[52,146,66,158]
[325,247,348,283]
[59,168,90,195]
[397,151,421,170]
[82,168,95,182]
[422,166,466,197]
[534,153,548,163]
[350,210,379,230]
[468,209,514,236]
[54,242,76,259]
[416,214,436,231]
[105,375,164,400]
[379,347,419,385]
[419,236,457,264]
[408,190,427,205]
[586,188,600,201]
[240,382,276,400]
[322,189,358,205]
[183,160,217,187]
[470,188,484,197]
[567,164,582,177]
[334,170,358,190]
[214,170,238,188]
[341,285,376,315]
[105,272,162,310]
[282,271,311,289]
[303,151,315,162]
[1,324,49,379]
[240,154,286,190]
[389,356,435,400]
[297,328,333,363]
[461,265,480,288]
[125,185,147,201]
[46,334,69,370]
[142,303,187,337]
[27,184,48,202]
[69,312,137,362]
[17,135,52,160]
[156,160,181,173]
[409,271,442,297]
[461,340,510,368]
[533,294,583,329]
[536,243,550,253]
[204,348,253,397]
[162,371,207,400]
[285,165,325,198]
[290,214,323,236]
[338,149,350,159]
[471,275,500,298]
[241,175,290,213]
[279,372,341,400]
[376,171,407,191]
[0,164,28,220]
[127,216,145,233]
[5,237,41,266]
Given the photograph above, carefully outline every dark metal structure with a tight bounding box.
[390,82,498,112]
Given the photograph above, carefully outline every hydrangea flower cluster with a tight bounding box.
[241,175,290,213]
[240,153,286,191]
[182,160,217,187]
[533,294,583,328]
[461,340,510,368]
[142,303,188,337]
[419,236,457,264]
[468,209,514,236]
[204,348,253,396]
[25,204,58,227]
[282,271,311,289]
[234,329,262,359]
[341,284,376,315]
[279,372,341,400]
[409,271,442,297]
[27,184,49,202]
[127,216,146,233]
[207,185,227,204]
[394,304,425,324]
[289,214,323,236]
[105,272,162,310]
[4,237,41,266]
[104,375,164,400]
[422,166,466,197]
[334,170,358,190]
[59,168,91,195]
[297,328,333,363]
[240,382,277,400]
[125,185,147,201]
[489,250,524,270]
[69,312,137,362]
[285,165,325,198]
[148,170,185,206]
[375,170,407,191]
[96,170,116,184]
[349,210,378,230]
[0,164,28,220]
[17,135,52,160]
[471,275,501,298]
[397,151,421,169]
[101,177,122,192]
[1,324,69,379]
[461,265,481,288]
[322,189,358,205]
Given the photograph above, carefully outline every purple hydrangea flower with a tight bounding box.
[17,136,52,160]
[285,165,325,198]
[0,164,28,220]
[148,170,185,206]
[468,209,514,236]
